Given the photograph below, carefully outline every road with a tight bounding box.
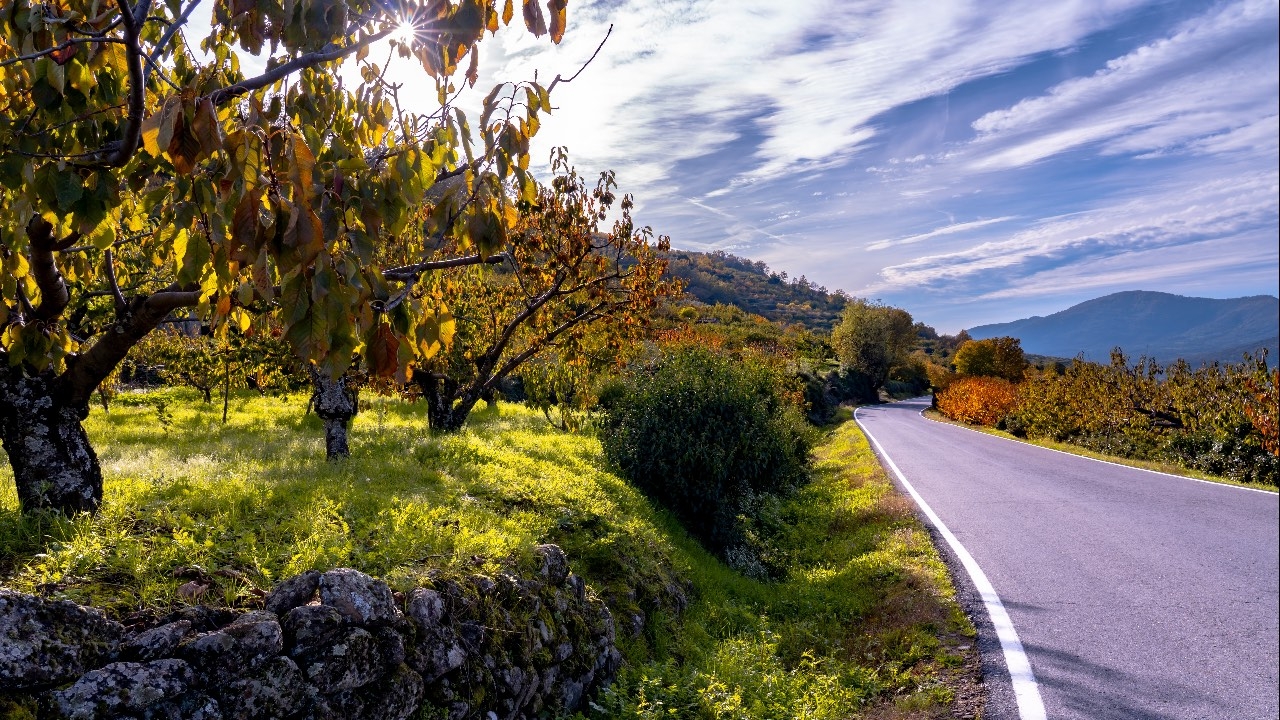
[854,398,1280,720]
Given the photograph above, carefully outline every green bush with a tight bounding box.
[599,346,814,574]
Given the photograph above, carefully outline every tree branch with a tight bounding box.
[547,24,611,95]
[0,37,126,68]
[57,283,202,406]
[482,299,609,392]
[383,252,505,281]
[25,216,75,322]
[145,0,201,86]
[102,250,129,316]
[97,0,146,167]
[205,28,394,107]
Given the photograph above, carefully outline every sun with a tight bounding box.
[393,20,418,43]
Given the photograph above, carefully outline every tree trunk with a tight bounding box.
[0,367,103,514]
[310,369,357,460]
[419,374,467,432]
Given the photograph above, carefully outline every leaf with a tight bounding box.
[522,0,546,37]
[49,44,76,65]
[192,97,223,158]
[547,0,567,43]
[416,305,456,359]
[177,231,211,286]
[367,322,400,378]
[166,109,202,175]
[465,47,479,88]
[232,191,262,259]
[282,205,324,266]
[53,170,83,211]
[502,0,514,25]
[288,133,316,208]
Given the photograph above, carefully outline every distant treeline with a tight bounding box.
[664,250,849,331]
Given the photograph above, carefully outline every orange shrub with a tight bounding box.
[937,376,1020,426]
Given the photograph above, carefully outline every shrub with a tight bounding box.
[599,346,814,572]
[936,377,1020,426]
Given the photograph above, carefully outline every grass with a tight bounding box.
[1,391,979,718]
[922,408,1278,493]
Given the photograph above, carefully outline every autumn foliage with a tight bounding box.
[936,376,1020,426]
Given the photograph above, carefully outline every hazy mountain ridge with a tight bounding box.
[968,291,1279,365]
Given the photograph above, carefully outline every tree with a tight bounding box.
[830,299,914,391]
[954,336,1027,382]
[1,0,573,513]
[412,150,678,432]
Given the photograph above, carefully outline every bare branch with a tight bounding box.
[547,24,611,94]
[95,0,146,167]
[482,300,609,392]
[205,28,395,107]
[383,252,505,281]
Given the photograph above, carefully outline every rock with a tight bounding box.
[319,569,398,627]
[297,626,383,694]
[533,545,570,586]
[0,590,124,691]
[215,655,307,720]
[49,659,194,720]
[325,663,424,720]
[374,625,406,668]
[265,570,321,617]
[140,691,221,720]
[282,605,346,659]
[406,589,466,683]
[123,620,191,662]
[179,611,282,683]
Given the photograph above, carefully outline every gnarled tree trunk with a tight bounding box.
[310,369,358,460]
[0,366,103,514]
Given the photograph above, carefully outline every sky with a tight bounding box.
[202,0,1280,333]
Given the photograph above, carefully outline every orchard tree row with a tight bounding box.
[0,0,676,515]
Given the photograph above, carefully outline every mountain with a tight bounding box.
[968,291,1279,366]
[664,250,848,330]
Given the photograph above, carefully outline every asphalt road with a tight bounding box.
[855,398,1280,720]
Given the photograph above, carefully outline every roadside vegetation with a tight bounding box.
[934,342,1279,486]
[0,392,979,718]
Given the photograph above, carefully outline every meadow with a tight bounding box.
[0,390,979,719]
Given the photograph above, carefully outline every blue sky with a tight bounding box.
[467,0,1279,332]
[199,0,1280,333]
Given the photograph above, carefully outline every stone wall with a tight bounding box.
[0,545,620,720]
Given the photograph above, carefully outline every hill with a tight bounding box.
[968,291,1279,365]
[665,250,848,330]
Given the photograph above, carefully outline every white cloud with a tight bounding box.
[866,216,1016,251]
[868,166,1279,291]
[967,0,1279,169]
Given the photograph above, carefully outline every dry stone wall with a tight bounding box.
[0,544,620,720]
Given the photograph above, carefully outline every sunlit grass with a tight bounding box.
[0,393,976,717]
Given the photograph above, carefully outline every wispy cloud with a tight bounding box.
[867,217,1016,251]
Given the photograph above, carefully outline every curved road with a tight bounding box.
[855,398,1279,720]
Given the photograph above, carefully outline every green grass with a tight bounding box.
[922,408,1278,493]
[1,392,977,718]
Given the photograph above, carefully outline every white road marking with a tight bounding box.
[855,407,1048,720]
[916,406,1278,496]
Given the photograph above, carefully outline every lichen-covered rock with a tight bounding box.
[533,544,571,586]
[139,691,221,720]
[179,611,282,683]
[122,620,191,663]
[323,663,424,720]
[0,590,124,691]
[406,589,465,683]
[215,655,307,720]
[266,570,321,617]
[297,626,384,694]
[282,605,347,660]
[49,659,194,720]
[319,569,398,627]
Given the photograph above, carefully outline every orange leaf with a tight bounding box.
[50,44,77,65]
[367,322,400,378]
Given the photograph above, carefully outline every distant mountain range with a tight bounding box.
[968,291,1279,366]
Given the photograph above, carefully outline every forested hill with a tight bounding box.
[969,290,1280,365]
[664,250,848,330]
